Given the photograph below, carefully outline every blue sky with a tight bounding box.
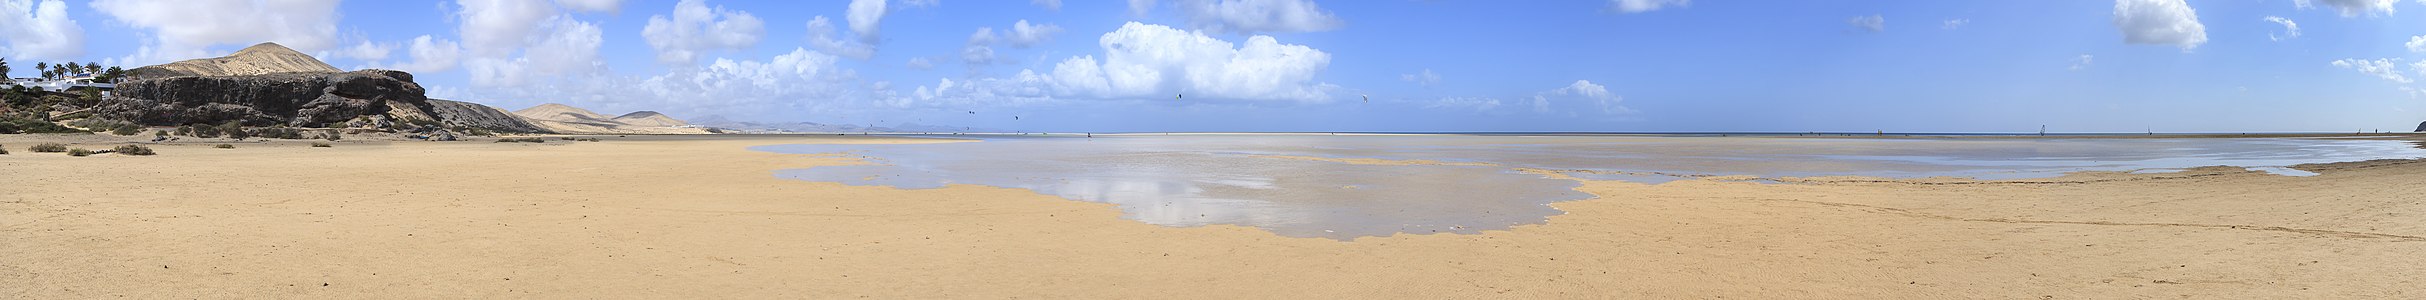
[5,0,2426,133]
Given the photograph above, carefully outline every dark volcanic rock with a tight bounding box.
[94,43,551,135]
[96,70,425,127]
[2416,121,2424,132]
[430,99,545,133]
[93,68,545,134]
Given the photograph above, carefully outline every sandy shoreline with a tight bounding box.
[6,134,2425,298]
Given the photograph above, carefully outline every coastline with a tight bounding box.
[5,134,2426,298]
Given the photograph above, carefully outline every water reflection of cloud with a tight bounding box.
[754,136,2426,239]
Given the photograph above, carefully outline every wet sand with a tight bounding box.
[5,134,2426,298]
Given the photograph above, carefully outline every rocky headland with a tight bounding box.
[90,43,544,138]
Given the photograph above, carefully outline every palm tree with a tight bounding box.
[85,62,99,75]
[0,57,11,79]
[34,62,46,79]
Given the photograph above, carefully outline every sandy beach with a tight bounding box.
[6,134,2426,298]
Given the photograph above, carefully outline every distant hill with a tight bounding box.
[126,43,344,79]
[514,103,710,134]
[612,111,689,127]
[515,103,618,124]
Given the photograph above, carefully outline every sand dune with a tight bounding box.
[513,103,711,135]
[126,43,343,79]
[611,111,689,127]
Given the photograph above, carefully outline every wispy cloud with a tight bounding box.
[1848,14,1885,32]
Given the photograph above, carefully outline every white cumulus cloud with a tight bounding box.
[636,48,853,114]
[1033,0,1061,10]
[2294,0,2396,17]
[92,0,342,65]
[2070,54,2094,70]
[1045,22,1335,102]
[553,0,622,13]
[2332,58,2410,84]
[330,40,393,61]
[459,47,868,121]
[958,20,1060,67]
[642,0,765,66]
[1530,80,1627,115]
[962,27,997,65]
[847,0,887,43]
[2407,35,2426,53]
[0,0,83,61]
[456,0,556,57]
[2111,0,2207,51]
[1172,0,1343,33]
[465,15,603,88]
[907,71,1058,108]
[1942,19,1969,30]
[807,16,876,60]
[372,35,463,74]
[1005,20,1062,48]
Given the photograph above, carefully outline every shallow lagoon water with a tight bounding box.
[754,135,2426,239]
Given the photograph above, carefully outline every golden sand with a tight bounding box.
[4,135,2424,298]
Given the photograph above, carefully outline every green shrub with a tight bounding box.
[112,145,154,156]
[216,121,249,140]
[66,148,92,156]
[29,143,67,153]
[213,144,234,149]
[0,117,83,134]
[181,124,219,138]
[247,126,303,139]
[311,142,331,148]
[109,124,141,136]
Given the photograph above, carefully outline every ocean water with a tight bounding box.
[751,135,2426,239]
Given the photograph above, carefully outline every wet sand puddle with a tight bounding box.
[753,135,2426,239]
